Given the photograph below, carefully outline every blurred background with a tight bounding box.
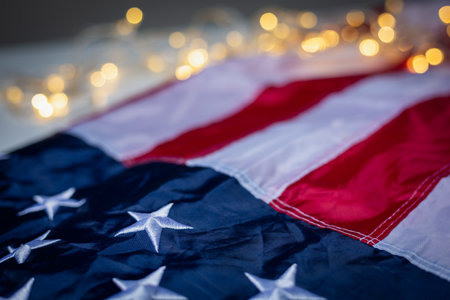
[0,0,448,153]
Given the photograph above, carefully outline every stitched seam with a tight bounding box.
[364,164,450,244]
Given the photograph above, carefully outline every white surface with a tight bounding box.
[188,67,450,203]
[375,174,450,281]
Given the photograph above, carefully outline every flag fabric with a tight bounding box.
[1,54,450,299]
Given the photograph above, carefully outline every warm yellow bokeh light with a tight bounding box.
[425,48,444,65]
[321,30,339,47]
[301,36,326,53]
[298,12,317,29]
[90,71,106,88]
[175,65,193,80]
[378,13,396,27]
[346,11,365,27]
[101,63,119,80]
[341,26,359,42]
[439,6,450,24]
[359,39,379,56]
[187,49,208,68]
[31,93,48,109]
[126,7,143,25]
[260,12,278,31]
[47,74,65,93]
[210,43,228,61]
[5,86,24,105]
[37,102,54,118]
[147,55,165,73]
[169,32,186,48]
[447,24,450,37]
[274,23,290,39]
[226,31,243,48]
[378,26,395,43]
[49,93,68,109]
[411,55,429,74]
[385,0,404,14]
[258,33,276,52]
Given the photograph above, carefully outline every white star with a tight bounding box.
[245,264,325,300]
[115,203,193,253]
[108,266,187,300]
[0,230,60,264]
[17,188,86,221]
[0,277,35,300]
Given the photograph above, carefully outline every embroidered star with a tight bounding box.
[108,266,187,300]
[0,230,60,264]
[18,187,86,221]
[115,203,193,253]
[0,278,35,300]
[245,264,325,300]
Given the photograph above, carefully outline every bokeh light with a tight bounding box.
[47,74,65,93]
[439,6,450,24]
[274,23,290,39]
[359,39,379,56]
[147,55,165,73]
[226,31,243,48]
[169,32,186,48]
[411,55,429,74]
[298,12,317,29]
[175,65,193,80]
[385,0,404,14]
[90,71,106,88]
[5,86,24,105]
[425,48,444,65]
[321,30,339,47]
[187,49,208,68]
[31,93,48,109]
[260,12,278,31]
[378,26,395,43]
[346,11,365,27]
[301,36,326,53]
[101,63,119,80]
[378,13,396,27]
[126,7,143,25]
[210,43,228,61]
[341,26,358,42]
[49,93,68,109]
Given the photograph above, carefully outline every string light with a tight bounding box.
[378,13,396,27]
[187,49,208,68]
[346,11,365,27]
[411,55,429,74]
[439,6,450,24]
[341,26,358,42]
[274,23,290,39]
[359,39,379,56]
[175,65,193,80]
[147,55,165,73]
[378,26,395,43]
[226,31,243,48]
[301,36,326,53]
[169,32,186,48]
[90,71,106,88]
[46,74,65,93]
[37,102,54,118]
[298,12,317,29]
[385,0,404,14]
[126,7,143,25]
[260,12,278,31]
[5,86,24,105]
[425,48,444,66]
[49,93,68,109]
[321,30,339,47]
[101,63,119,80]
[31,93,48,109]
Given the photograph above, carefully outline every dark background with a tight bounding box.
[0,0,422,46]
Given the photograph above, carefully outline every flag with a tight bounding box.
[1,54,450,299]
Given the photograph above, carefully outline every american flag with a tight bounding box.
[1,53,450,299]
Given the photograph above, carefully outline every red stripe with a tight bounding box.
[275,96,450,245]
[124,74,367,166]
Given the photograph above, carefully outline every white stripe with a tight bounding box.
[69,51,397,161]
[188,67,450,203]
[374,175,450,281]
